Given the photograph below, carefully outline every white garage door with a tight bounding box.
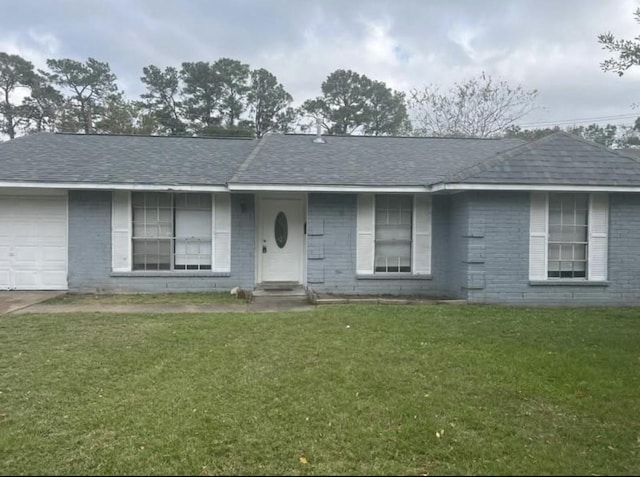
[0,195,68,290]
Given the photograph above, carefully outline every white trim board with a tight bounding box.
[0,187,67,196]
[0,181,227,192]
[229,183,428,193]
[430,183,640,193]
[5,180,640,195]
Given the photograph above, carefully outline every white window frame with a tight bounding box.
[357,193,431,276]
[529,192,608,282]
[374,194,413,274]
[131,192,213,271]
[111,191,231,274]
[547,193,589,279]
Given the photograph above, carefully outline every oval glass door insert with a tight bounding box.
[274,211,288,248]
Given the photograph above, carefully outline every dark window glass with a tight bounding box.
[275,211,288,248]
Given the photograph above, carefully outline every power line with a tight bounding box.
[518,113,638,128]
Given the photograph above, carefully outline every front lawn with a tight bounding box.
[0,305,638,475]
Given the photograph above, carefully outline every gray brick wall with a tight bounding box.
[68,191,255,292]
[67,189,640,303]
[458,191,640,304]
[306,193,450,296]
[68,191,112,291]
[446,194,470,300]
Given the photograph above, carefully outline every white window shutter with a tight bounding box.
[356,194,375,275]
[413,194,432,275]
[529,192,548,280]
[212,193,231,273]
[111,191,131,272]
[588,193,608,281]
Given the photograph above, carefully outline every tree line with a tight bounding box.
[0,54,298,139]
[0,54,416,139]
[1,33,639,149]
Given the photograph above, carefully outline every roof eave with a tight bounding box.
[0,181,228,192]
[227,182,430,193]
[431,182,640,192]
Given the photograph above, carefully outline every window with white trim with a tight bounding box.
[356,193,431,276]
[375,195,412,273]
[548,193,588,278]
[529,192,608,282]
[132,192,212,271]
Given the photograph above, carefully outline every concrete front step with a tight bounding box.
[253,283,307,297]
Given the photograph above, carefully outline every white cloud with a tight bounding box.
[362,19,398,65]
[0,30,60,72]
[0,0,638,127]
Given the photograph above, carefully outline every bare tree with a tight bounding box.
[409,72,538,138]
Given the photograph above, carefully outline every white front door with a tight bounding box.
[0,195,68,290]
[259,197,305,283]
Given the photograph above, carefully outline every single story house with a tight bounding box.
[1,130,640,305]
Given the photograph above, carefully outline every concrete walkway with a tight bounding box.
[2,291,459,315]
[5,295,315,315]
[0,291,66,315]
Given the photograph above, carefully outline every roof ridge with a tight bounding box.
[436,134,545,184]
[559,131,640,163]
[441,131,640,185]
[229,133,271,183]
[54,132,254,140]
[0,131,53,145]
[282,132,510,140]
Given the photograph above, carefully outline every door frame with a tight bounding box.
[255,192,307,285]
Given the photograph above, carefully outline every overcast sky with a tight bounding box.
[1,0,639,129]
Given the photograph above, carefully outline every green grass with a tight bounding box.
[44,291,242,305]
[1,305,639,475]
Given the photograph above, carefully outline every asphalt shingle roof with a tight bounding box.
[0,132,256,186]
[230,134,525,186]
[448,132,640,186]
[1,131,640,189]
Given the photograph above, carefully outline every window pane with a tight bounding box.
[158,207,172,223]
[133,239,171,270]
[386,196,400,209]
[388,209,400,225]
[547,193,589,279]
[561,207,574,225]
[131,192,212,271]
[574,225,588,242]
[131,194,144,207]
[157,193,172,208]
[132,206,145,222]
[560,244,574,260]
[145,193,158,208]
[375,195,412,273]
[174,193,212,269]
[574,195,588,210]
[549,224,562,240]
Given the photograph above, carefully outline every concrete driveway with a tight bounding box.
[0,291,65,315]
